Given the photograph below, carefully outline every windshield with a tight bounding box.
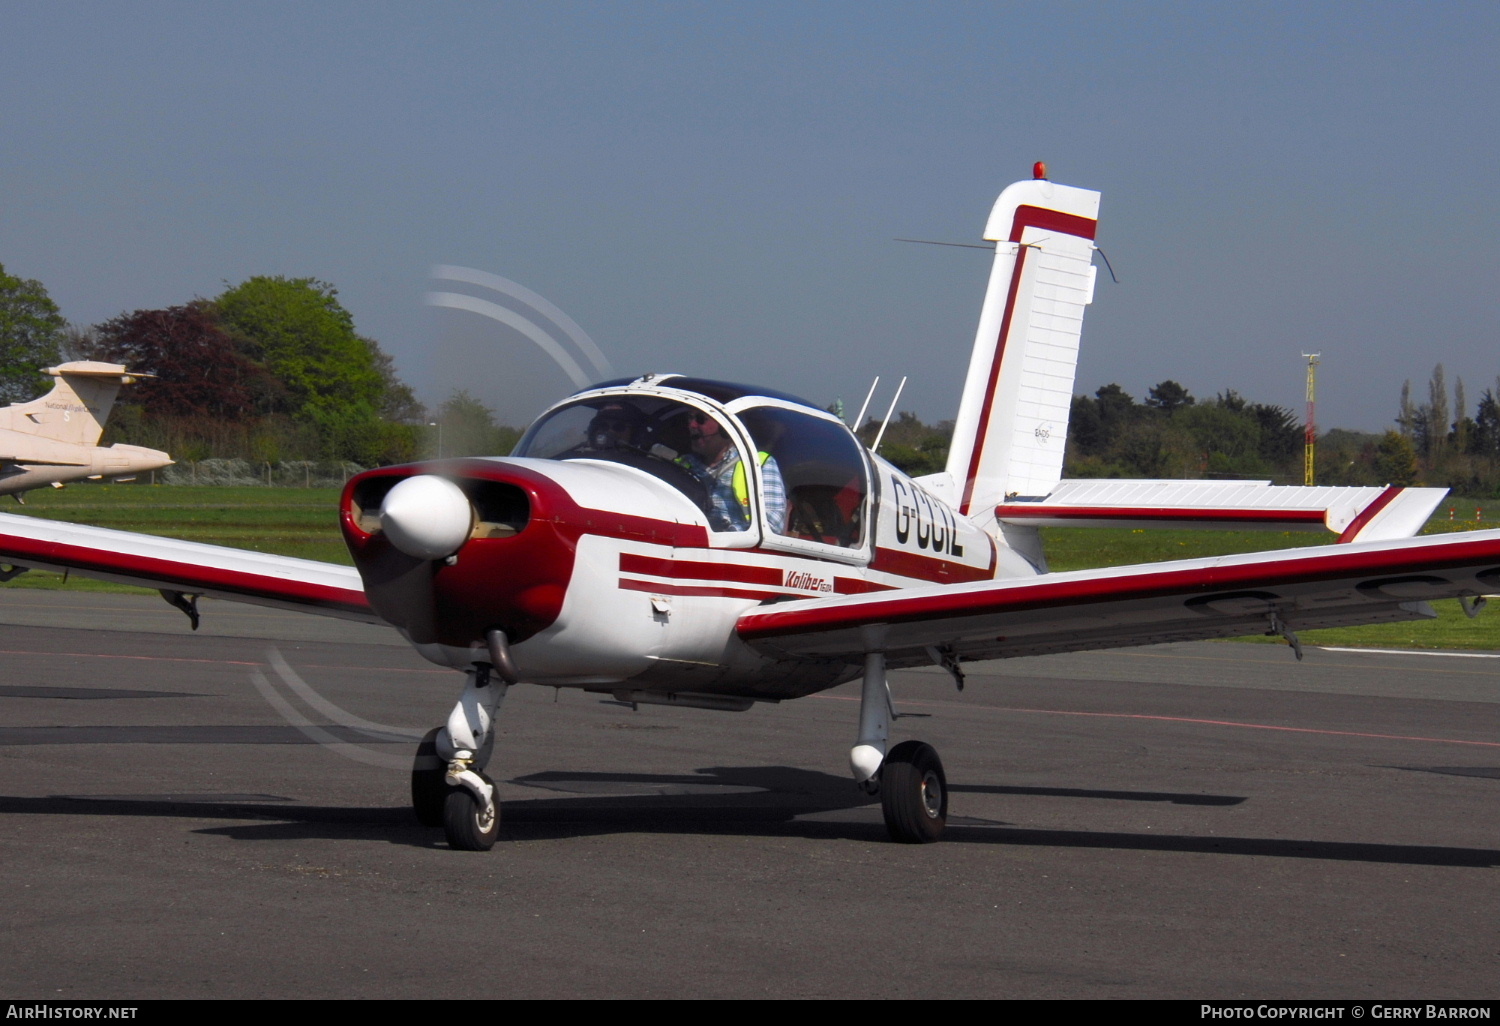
[515,396,750,528]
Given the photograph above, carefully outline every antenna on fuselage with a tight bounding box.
[852,377,879,432]
[870,376,907,454]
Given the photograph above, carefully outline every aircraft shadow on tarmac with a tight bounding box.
[947,784,1246,806]
[1,763,1497,865]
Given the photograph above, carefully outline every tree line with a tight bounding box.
[0,261,505,468]
[855,377,1500,494]
[1383,363,1500,494]
[5,260,1498,492]
[854,381,1310,483]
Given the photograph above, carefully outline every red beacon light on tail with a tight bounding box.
[1032,161,1048,180]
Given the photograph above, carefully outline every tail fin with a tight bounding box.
[945,175,1101,515]
[0,362,137,447]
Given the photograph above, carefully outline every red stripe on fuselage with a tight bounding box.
[870,545,995,584]
[618,577,781,602]
[834,577,896,595]
[619,551,896,595]
[619,553,782,586]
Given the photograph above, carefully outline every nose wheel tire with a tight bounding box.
[410,727,446,827]
[444,776,500,851]
[880,740,948,844]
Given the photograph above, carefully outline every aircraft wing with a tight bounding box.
[737,530,1500,666]
[0,511,376,623]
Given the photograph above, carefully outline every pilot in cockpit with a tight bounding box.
[681,410,786,534]
[586,402,646,451]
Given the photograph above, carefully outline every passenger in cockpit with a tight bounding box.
[681,411,786,534]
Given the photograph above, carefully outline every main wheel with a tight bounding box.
[411,727,446,827]
[443,777,500,851]
[880,740,947,844]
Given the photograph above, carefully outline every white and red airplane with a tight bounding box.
[2,169,1497,851]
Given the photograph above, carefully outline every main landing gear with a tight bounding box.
[411,629,516,851]
[851,646,949,843]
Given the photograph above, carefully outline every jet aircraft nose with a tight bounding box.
[379,474,473,560]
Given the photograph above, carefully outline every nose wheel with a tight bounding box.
[443,772,500,851]
[880,740,948,843]
[412,652,511,850]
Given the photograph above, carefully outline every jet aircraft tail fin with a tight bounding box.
[0,362,139,447]
[944,172,1101,517]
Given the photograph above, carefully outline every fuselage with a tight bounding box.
[340,376,1040,700]
[0,429,173,496]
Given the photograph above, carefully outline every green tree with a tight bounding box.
[1473,387,1500,459]
[1373,430,1420,486]
[1094,383,1136,423]
[1145,379,1194,414]
[1247,402,1301,465]
[1175,402,1263,476]
[435,390,522,458]
[216,277,383,412]
[367,336,424,423]
[214,277,387,461]
[0,263,66,402]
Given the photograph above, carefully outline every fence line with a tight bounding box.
[158,459,366,488]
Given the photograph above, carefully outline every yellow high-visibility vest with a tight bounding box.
[732,451,773,507]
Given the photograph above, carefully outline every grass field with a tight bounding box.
[2,484,1497,651]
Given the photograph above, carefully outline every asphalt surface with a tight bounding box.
[1,590,1498,999]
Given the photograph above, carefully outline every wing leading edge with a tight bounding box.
[737,530,1500,666]
[0,511,375,622]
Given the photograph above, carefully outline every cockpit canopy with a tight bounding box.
[514,380,871,550]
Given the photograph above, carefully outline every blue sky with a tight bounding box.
[2,1,1496,431]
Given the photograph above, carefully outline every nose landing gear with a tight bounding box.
[412,630,516,850]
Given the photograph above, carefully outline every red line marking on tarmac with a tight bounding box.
[0,648,261,666]
[0,648,448,674]
[811,694,1500,748]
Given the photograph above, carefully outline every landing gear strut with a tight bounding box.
[850,645,948,844]
[413,629,516,850]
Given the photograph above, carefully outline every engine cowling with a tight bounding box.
[340,459,571,648]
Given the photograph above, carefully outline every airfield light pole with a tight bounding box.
[1303,352,1320,486]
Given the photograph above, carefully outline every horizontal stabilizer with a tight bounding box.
[995,480,1446,543]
